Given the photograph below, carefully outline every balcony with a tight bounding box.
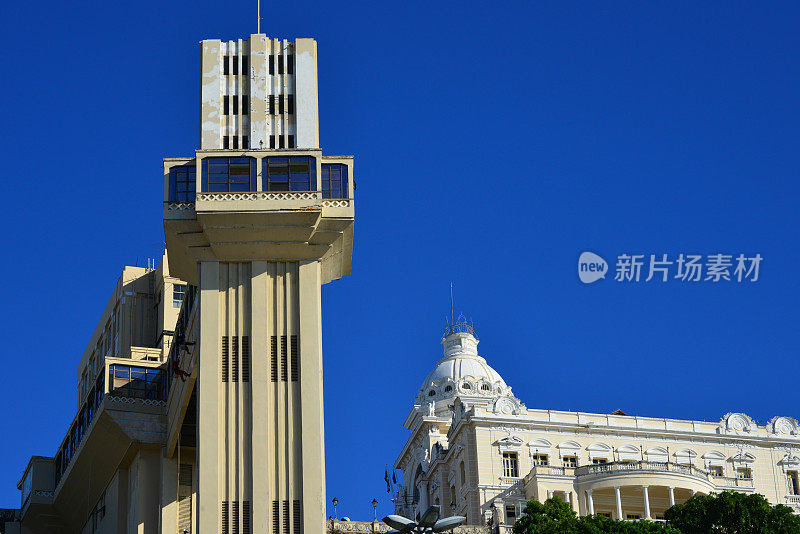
[163,153,355,285]
[529,465,576,478]
[709,474,754,489]
[575,461,710,482]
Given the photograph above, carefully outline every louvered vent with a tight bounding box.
[272,501,279,534]
[221,336,229,382]
[232,336,239,382]
[179,463,193,487]
[178,495,192,533]
[280,336,288,382]
[282,500,289,534]
[242,336,250,382]
[270,336,278,382]
[290,336,299,382]
[293,500,302,534]
[221,501,230,534]
[232,501,240,534]
[243,501,251,534]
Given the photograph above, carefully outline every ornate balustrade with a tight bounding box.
[531,465,575,477]
[574,461,709,481]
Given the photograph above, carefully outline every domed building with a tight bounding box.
[393,320,800,529]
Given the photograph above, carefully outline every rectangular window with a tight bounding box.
[232,56,238,75]
[201,157,257,192]
[168,163,197,202]
[592,458,608,465]
[232,96,239,115]
[223,136,229,149]
[242,55,248,73]
[505,505,516,524]
[173,284,186,308]
[626,514,641,520]
[321,163,348,199]
[789,471,800,495]
[279,136,285,149]
[269,54,274,75]
[269,95,276,115]
[269,135,276,149]
[287,95,295,115]
[264,156,316,192]
[562,456,578,468]
[279,96,284,115]
[232,136,239,150]
[532,454,549,466]
[708,465,724,477]
[242,136,249,149]
[287,54,294,74]
[224,56,230,75]
[278,55,284,74]
[736,467,752,480]
[223,96,229,115]
[287,135,295,149]
[242,95,249,115]
[502,452,519,478]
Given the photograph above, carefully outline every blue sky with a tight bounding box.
[1,0,799,521]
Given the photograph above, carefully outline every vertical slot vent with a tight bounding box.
[232,501,240,534]
[293,500,302,534]
[280,336,288,382]
[232,336,239,382]
[221,501,229,534]
[178,463,193,487]
[242,501,251,534]
[270,336,278,382]
[221,336,229,383]
[290,336,299,382]
[242,336,250,382]
[282,500,289,534]
[272,501,279,534]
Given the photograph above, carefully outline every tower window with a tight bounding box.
[287,135,295,149]
[278,55,284,74]
[223,96,229,115]
[223,56,229,75]
[201,157,256,192]
[502,452,519,478]
[287,54,294,74]
[242,95,249,115]
[278,136,285,149]
[232,136,238,150]
[168,163,196,202]
[264,156,316,192]
[242,136,249,149]
[269,54,274,75]
[321,164,348,199]
[232,56,238,75]
[232,96,239,115]
[269,95,276,115]
[287,95,295,115]
[242,55,249,73]
[269,135,275,149]
[223,136,229,149]
[279,96,284,115]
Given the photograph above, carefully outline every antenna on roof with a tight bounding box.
[450,282,454,325]
[257,0,261,34]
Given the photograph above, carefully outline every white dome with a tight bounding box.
[416,328,509,402]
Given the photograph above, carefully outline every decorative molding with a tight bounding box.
[720,413,755,434]
[769,416,799,435]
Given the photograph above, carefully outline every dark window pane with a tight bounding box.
[278,55,284,74]
[269,54,274,75]
[223,96,229,115]
[232,136,238,149]
[287,55,294,74]
[242,55,249,72]
[232,56,238,75]
[224,56,229,75]
[288,95,295,115]
[242,96,249,115]
[223,136,229,149]
[232,96,239,116]
[242,135,249,149]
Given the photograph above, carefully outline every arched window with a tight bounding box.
[444,385,453,393]
[462,383,472,390]
[481,384,491,392]
[428,390,436,397]
[460,461,466,485]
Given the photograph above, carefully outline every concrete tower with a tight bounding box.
[164,34,354,534]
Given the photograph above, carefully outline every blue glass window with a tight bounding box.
[201,157,256,193]
[264,156,316,192]
[169,163,196,201]
[321,164,348,199]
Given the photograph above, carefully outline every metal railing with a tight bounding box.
[574,461,709,480]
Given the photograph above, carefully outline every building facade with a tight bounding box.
[393,321,800,529]
[5,32,354,534]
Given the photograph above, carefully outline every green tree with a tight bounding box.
[512,498,679,534]
[664,490,800,534]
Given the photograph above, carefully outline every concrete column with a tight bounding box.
[251,262,269,533]
[614,486,623,520]
[668,487,675,507]
[299,261,326,534]
[586,490,595,515]
[642,485,651,520]
[196,261,220,531]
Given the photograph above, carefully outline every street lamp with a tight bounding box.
[372,499,379,521]
[384,505,466,533]
[332,497,339,520]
